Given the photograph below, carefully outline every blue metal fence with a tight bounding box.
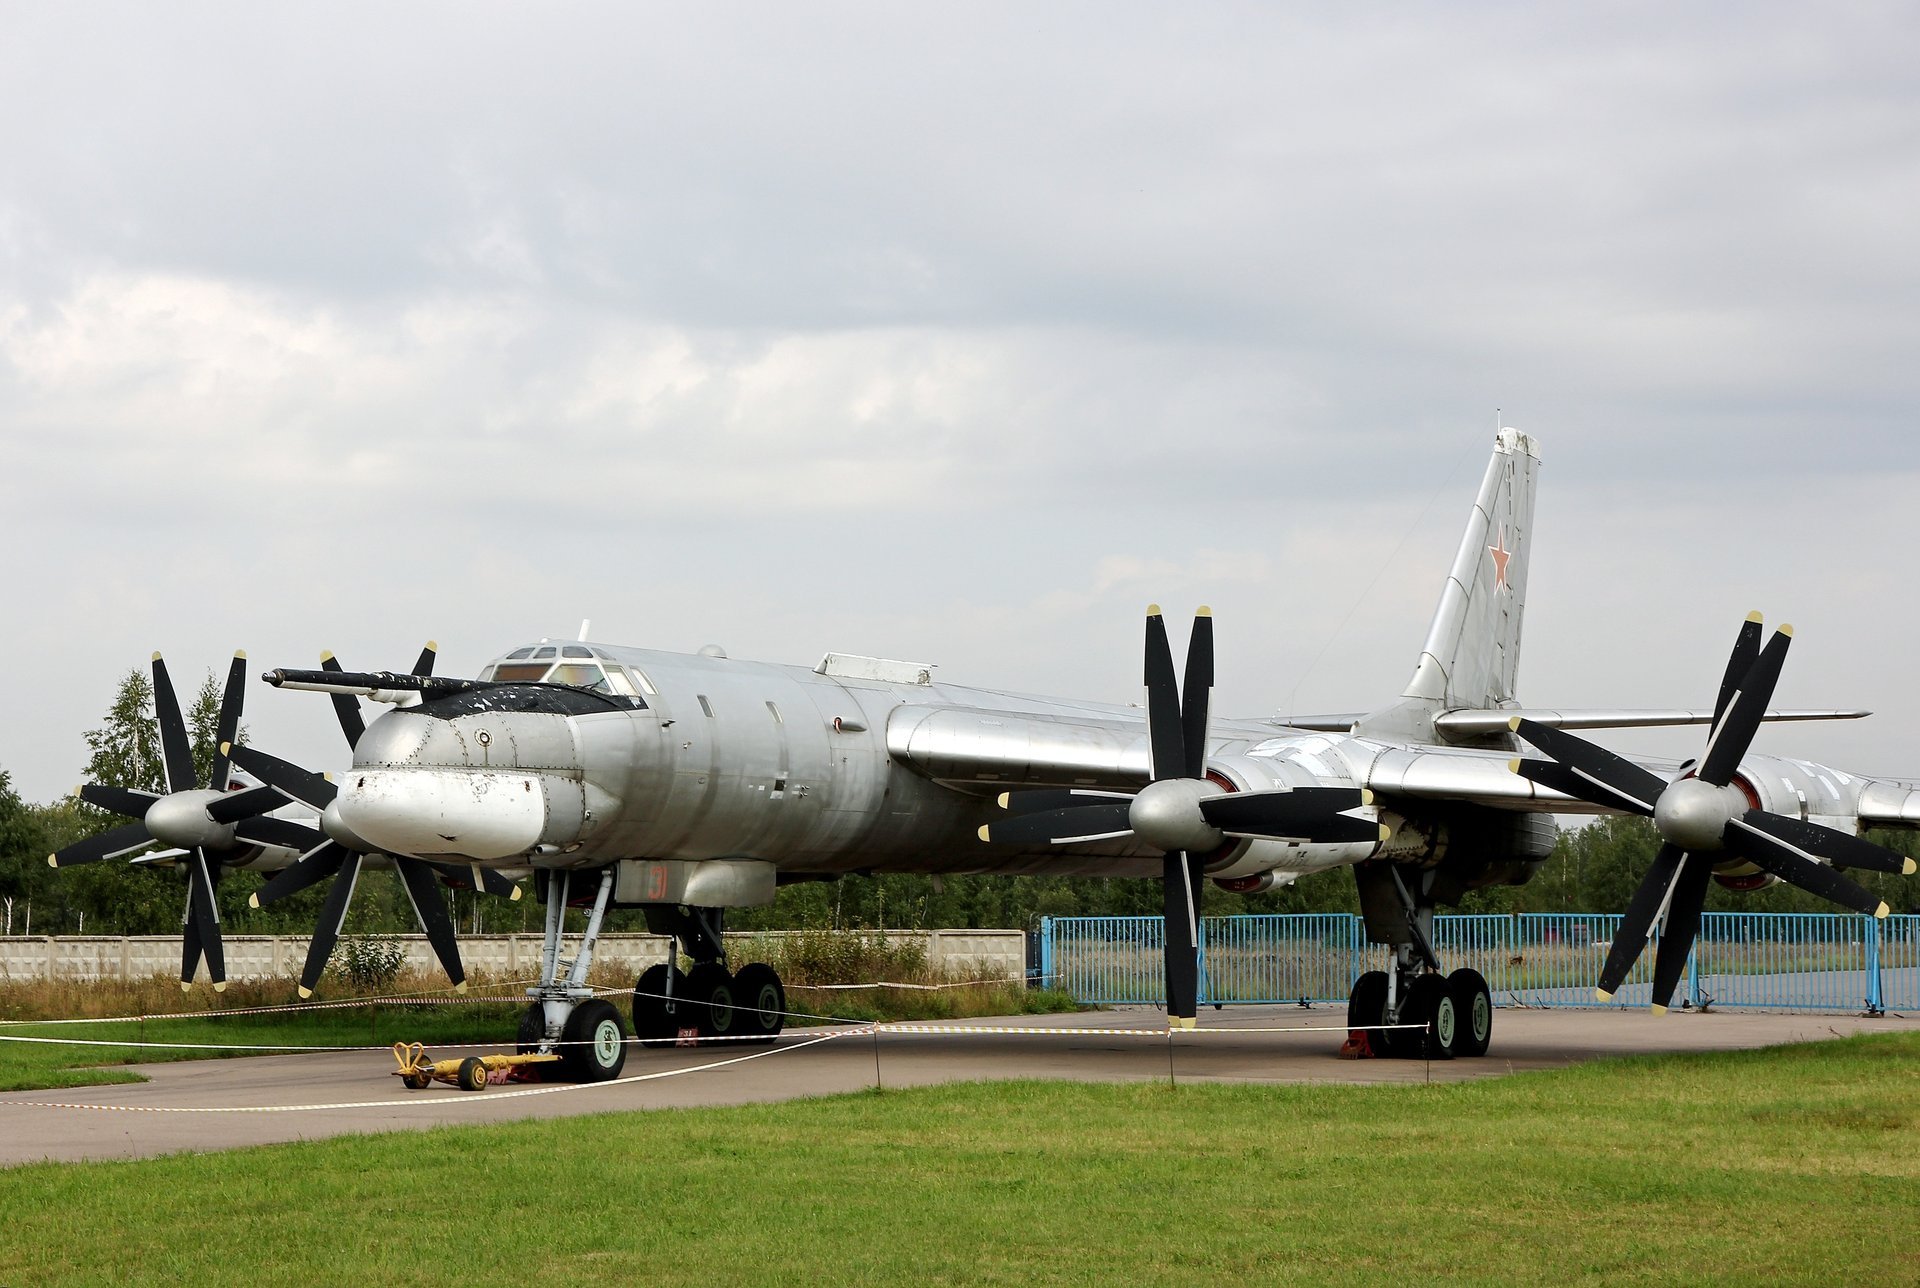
[1039,911,1911,1014]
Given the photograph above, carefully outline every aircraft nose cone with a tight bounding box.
[335,770,549,860]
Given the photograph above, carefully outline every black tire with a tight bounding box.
[1403,973,1457,1060]
[457,1056,488,1092]
[633,963,688,1048]
[685,962,738,1040]
[560,998,628,1082]
[1347,970,1388,1049]
[516,1003,547,1054]
[1447,967,1493,1057]
[403,1071,431,1090]
[733,962,786,1044]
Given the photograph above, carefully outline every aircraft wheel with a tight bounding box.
[457,1056,489,1092]
[1447,968,1493,1057]
[1403,973,1457,1060]
[733,962,786,1044]
[402,1071,431,1090]
[633,964,687,1048]
[686,962,738,1040]
[516,1003,547,1054]
[560,999,628,1082]
[1347,970,1388,1051]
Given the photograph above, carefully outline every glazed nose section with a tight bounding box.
[337,768,551,860]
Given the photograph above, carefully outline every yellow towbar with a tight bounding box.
[392,1041,562,1092]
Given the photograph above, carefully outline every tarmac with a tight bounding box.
[3,1004,1917,1166]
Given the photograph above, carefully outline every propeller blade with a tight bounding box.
[205,784,285,824]
[77,783,159,820]
[150,654,197,795]
[1596,843,1688,999]
[1648,855,1713,1013]
[1160,850,1204,1024]
[209,652,247,792]
[319,652,366,750]
[396,858,465,990]
[1714,613,1765,730]
[226,744,338,810]
[1180,609,1213,781]
[1199,787,1377,842]
[51,821,154,867]
[980,801,1135,846]
[425,862,523,900]
[1734,810,1917,876]
[412,641,438,678]
[1724,816,1889,916]
[251,841,349,906]
[1143,607,1184,783]
[183,849,225,990]
[1509,719,1666,815]
[1698,627,1791,786]
[234,816,329,852]
[298,852,365,998]
[996,788,1135,818]
[1509,756,1654,814]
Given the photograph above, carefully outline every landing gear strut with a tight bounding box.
[520,867,628,1081]
[1347,861,1492,1060]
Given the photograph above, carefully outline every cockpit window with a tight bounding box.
[491,662,550,682]
[548,663,609,691]
[562,645,593,658]
[624,666,658,695]
[507,647,535,660]
[532,646,556,659]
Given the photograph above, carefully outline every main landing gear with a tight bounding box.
[518,869,790,1082]
[630,905,787,1048]
[1346,861,1494,1060]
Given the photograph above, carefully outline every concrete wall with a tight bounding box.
[0,930,1028,984]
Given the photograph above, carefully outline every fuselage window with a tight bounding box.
[697,695,714,718]
[766,701,783,725]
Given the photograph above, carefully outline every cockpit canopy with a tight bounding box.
[477,643,656,702]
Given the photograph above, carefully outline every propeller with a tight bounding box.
[50,652,325,991]
[1510,614,1913,1012]
[226,742,517,997]
[320,642,436,750]
[980,607,1380,1027]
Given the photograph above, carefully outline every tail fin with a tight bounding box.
[1355,429,1540,741]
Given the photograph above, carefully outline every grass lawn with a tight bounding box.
[3,1032,1917,1285]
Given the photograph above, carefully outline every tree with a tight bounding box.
[0,770,48,935]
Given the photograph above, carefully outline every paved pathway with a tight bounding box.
[3,1006,1915,1165]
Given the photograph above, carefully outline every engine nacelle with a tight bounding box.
[1197,754,1381,880]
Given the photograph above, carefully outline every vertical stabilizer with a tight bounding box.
[1354,429,1540,742]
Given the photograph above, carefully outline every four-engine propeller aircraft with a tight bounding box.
[52,429,1919,1077]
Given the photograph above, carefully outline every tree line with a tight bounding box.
[3,668,1917,939]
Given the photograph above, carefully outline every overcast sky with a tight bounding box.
[3,3,1917,805]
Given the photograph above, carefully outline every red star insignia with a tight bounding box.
[1488,526,1513,592]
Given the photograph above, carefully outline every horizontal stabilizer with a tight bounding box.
[1432,707,1868,742]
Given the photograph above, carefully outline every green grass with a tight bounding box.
[4,1032,1918,1285]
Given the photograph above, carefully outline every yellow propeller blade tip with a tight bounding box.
[233,648,246,660]
[454,981,468,994]
[1875,901,1890,919]
[213,981,227,993]
[69,785,81,798]
[1745,610,1763,623]
[1594,988,1613,1003]
[1779,623,1794,638]
[1903,859,1916,876]
[151,651,163,662]
[1170,1016,1197,1030]
[1360,788,1374,805]
[996,792,1011,809]
[1146,603,1162,616]
[977,825,993,842]
[1377,824,1391,843]
[1508,758,1522,773]
[297,986,314,1000]
[248,894,260,909]
[425,639,439,651]
[1195,605,1212,617]
[1650,1004,1667,1016]
[219,741,232,755]
[1507,716,1522,732]
[510,885,524,902]
[180,981,192,993]
[46,855,58,868]
[319,649,336,663]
